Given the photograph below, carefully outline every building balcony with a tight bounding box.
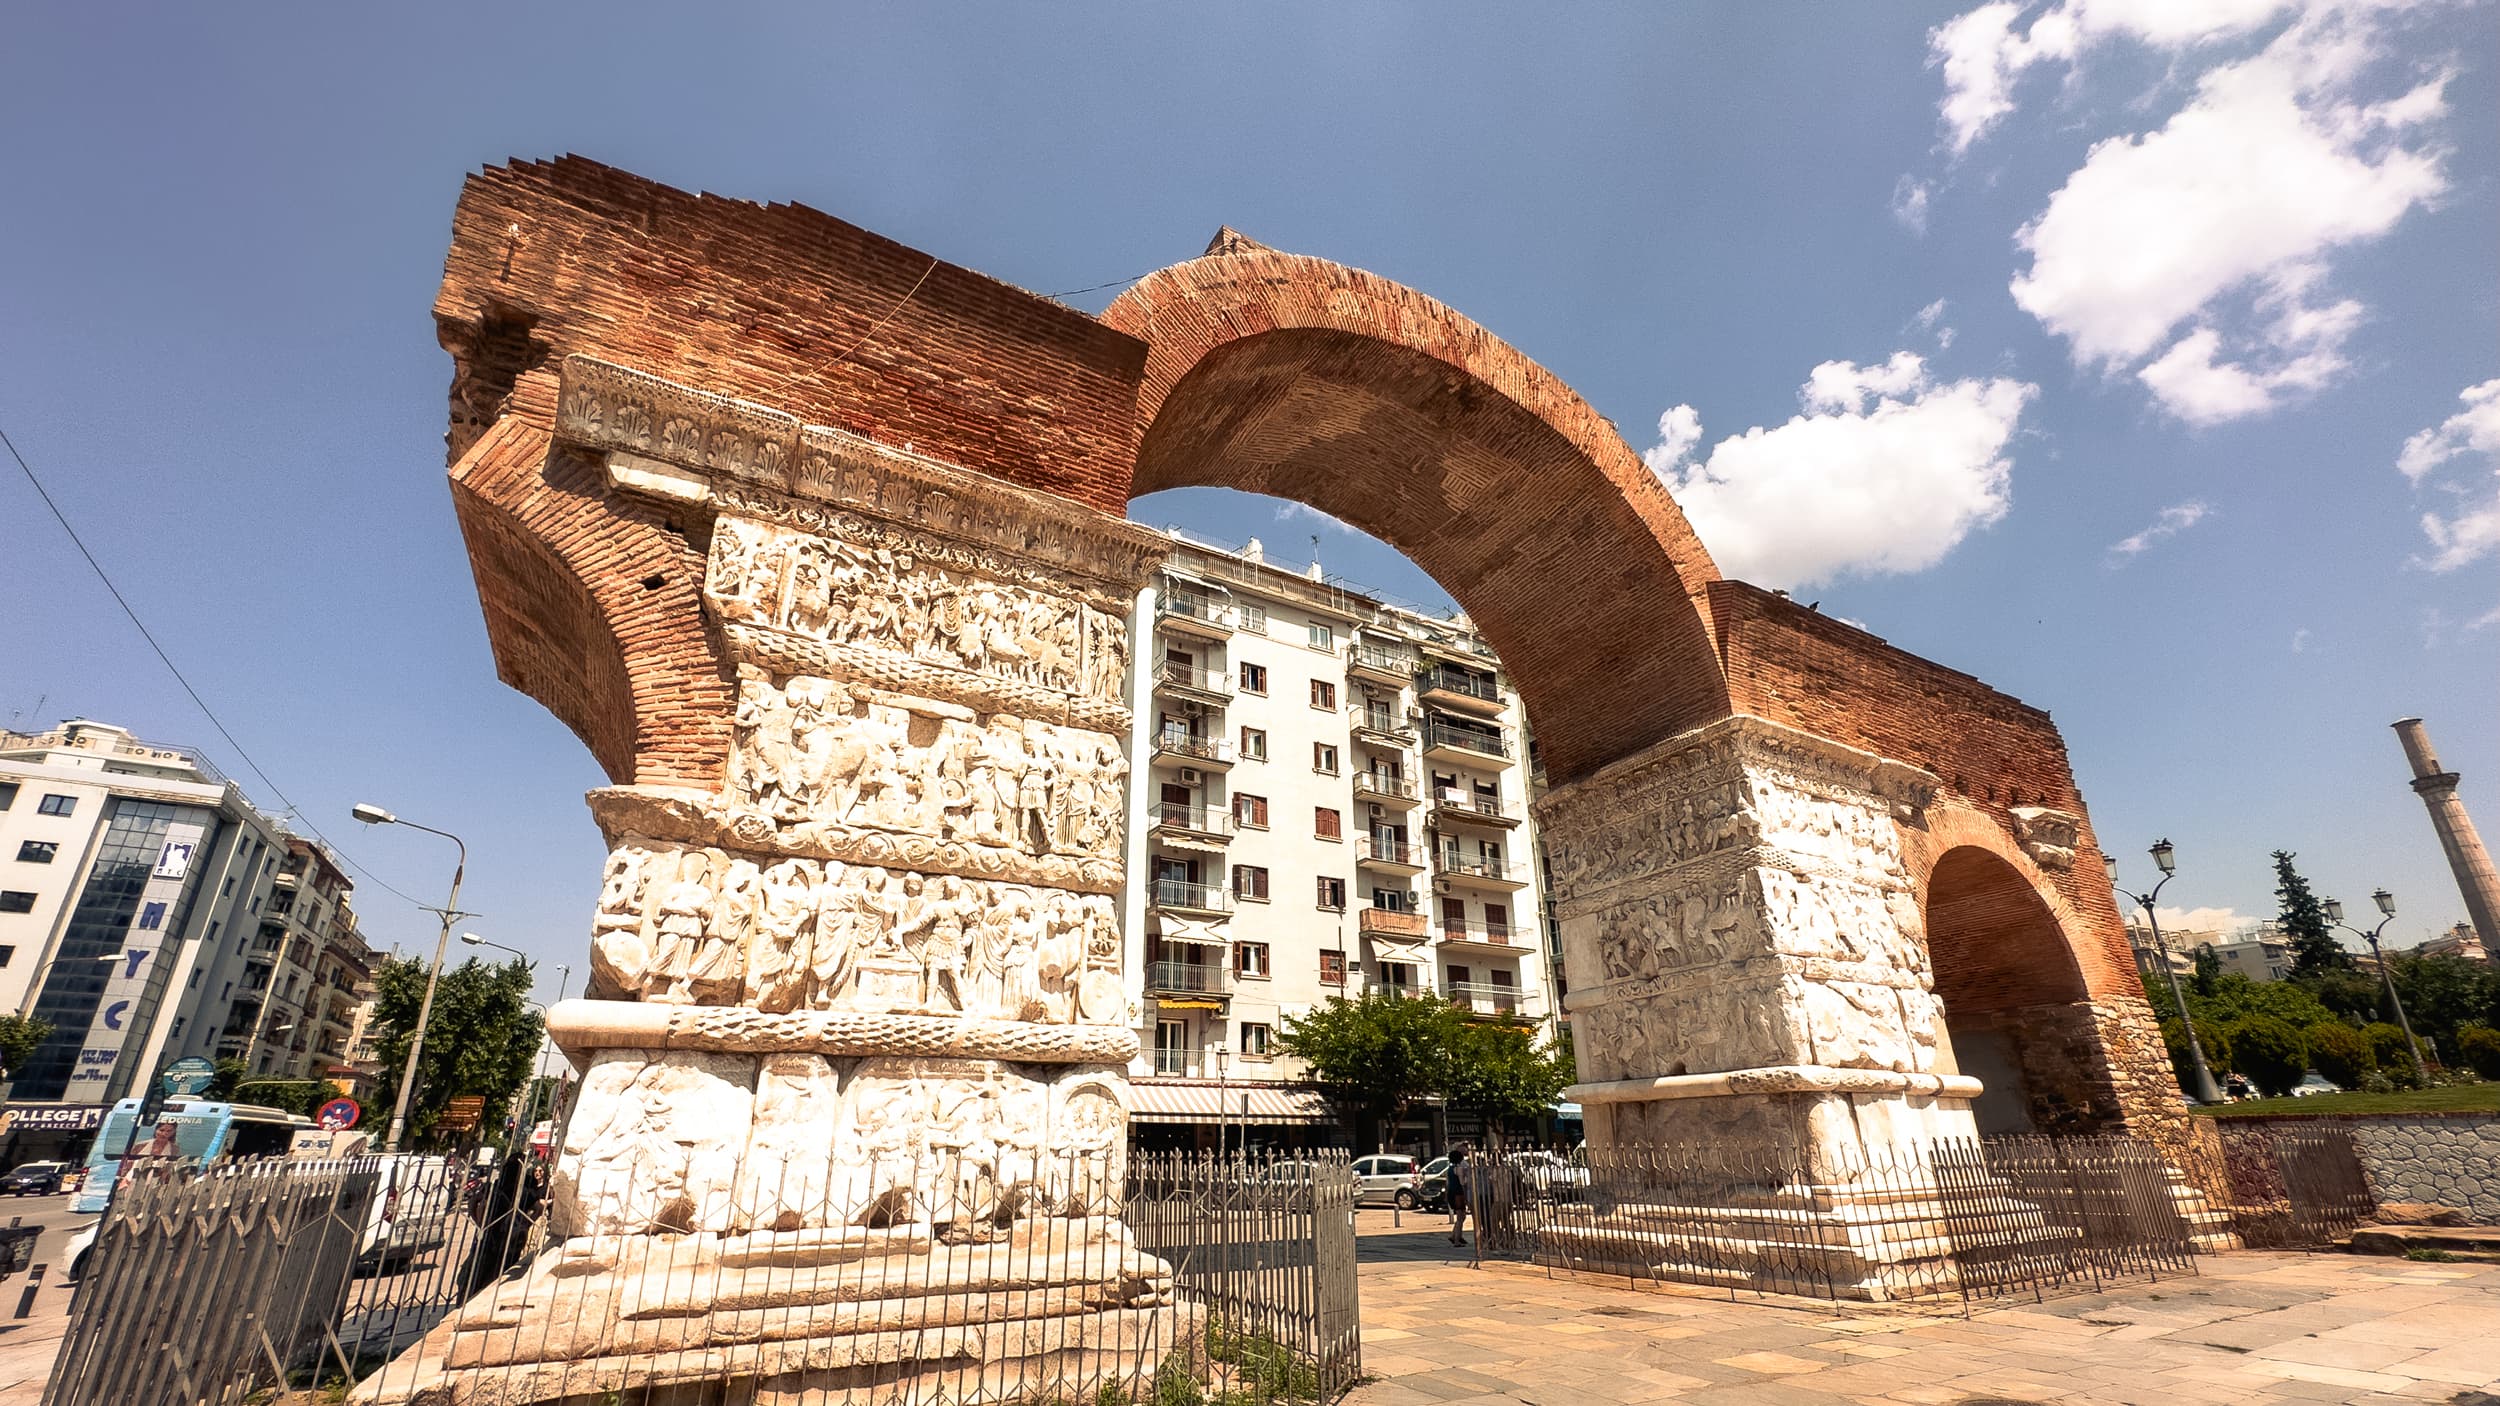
[1428,790,1520,831]
[1153,660,1233,704]
[1422,719,1512,766]
[1150,730,1234,772]
[1147,960,1230,998]
[1352,709,1416,749]
[1416,666,1505,717]
[1364,978,1429,1001]
[1347,645,1415,688]
[1352,772,1421,808]
[1149,802,1234,843]
[1438,919,1529,951]
[1149,877,1233,917]
[1435,852,1530,891]
[1355,836,1426,874]
[1448,982,1527,1019]
[1152,1047,1191,1077]
[1357,906,1429,942]
[1156,593,1232,642]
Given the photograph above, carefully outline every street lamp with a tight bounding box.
[2115,838,2225,1104]
[354,803,469,1153]
[2323,889,2429,1084]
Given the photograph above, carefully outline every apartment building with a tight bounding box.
[220,836,370,1080]
[0,721,292,1159]
[1120,535,1555,1149]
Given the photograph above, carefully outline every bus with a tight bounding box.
[71,1098,313,1213]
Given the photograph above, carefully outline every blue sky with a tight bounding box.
[2,3,2491,988]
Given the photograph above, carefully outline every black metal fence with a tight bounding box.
[44,1145,1360,1406]
[2196,1122,2379,1250]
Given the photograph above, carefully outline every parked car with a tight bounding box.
[357,1155,458,1272]
[2288,1073,2342,1098]
[0,1162,68,1196]
[63,1221,97,1282]
[1418,1156,1453,1211]
[1504,1150,1590,1202]
[1350,1154,1426,1209]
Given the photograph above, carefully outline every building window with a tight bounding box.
[0,891,33,914]
[1239,604,1267,634]
[1239,727,1267,761]
[137,901,167,931]
[169,1017,184,1040]
[221,875,235,897]
[1309,679,1336,710]
[1307,623,1334,651]
[1235,942,1271,979]
[36,794,76,817]
[1234,794,1269,829]
[1317,876,1347,910]
[15,841,57,864]
[1314,807,1342,840]
[0,783,16,811]
[205,920,221,943]
[1319,950,1347,986]
[0,946,12,967]
[1241,1022,1273,1056]
[1231,865,1270,902]
[1313,742,1339,775]
[1239,662,1268,694]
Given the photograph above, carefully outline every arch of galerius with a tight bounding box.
[384,156,2193,1395]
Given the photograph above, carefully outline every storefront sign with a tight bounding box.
[0,1105,108,1133]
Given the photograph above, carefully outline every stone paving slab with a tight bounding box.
[1345,1211,2500,1406]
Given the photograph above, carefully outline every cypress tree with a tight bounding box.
[2273,849,2349,976]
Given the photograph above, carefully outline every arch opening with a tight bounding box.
[1923,846,2101,1135]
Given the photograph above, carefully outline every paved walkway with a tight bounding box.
[1346,1213,2500,1406]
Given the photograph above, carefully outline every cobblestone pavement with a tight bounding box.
[1346,1213,2500,1406]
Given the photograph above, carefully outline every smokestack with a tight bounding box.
[2393,717,2500,950]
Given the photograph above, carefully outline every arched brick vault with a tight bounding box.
[1101,246,1733,785]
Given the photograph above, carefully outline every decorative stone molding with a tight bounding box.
[1566,1065,1984,1105]
[547,998,1141,1064]
[727,623,1133,736]
[2009,804,2082,873]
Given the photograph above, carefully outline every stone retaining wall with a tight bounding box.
[2231,1111,2500,1224]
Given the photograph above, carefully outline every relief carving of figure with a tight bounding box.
[745,860,818,1013]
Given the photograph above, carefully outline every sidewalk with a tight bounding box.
[1348,1213,2500,1405]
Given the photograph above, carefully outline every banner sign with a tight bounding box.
[66,822,208,1102]
[0,1105,108,1133]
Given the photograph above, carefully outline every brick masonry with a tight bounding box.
[434,156,2187,1143]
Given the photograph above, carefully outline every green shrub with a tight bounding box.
[2161,1017,2232,1072]
[2362,1022,2415,1071]
[2303,1021,2374,1089]
[2457,1025,2500,1080]
[2227,1015,2308,1096]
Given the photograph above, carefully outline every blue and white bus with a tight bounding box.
[71,1098,312,1213]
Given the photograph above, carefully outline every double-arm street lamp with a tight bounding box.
[352,803,469,1153]
[2115,839,2226,1105]
[2323,889,2430,1085]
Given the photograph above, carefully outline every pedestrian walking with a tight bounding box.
[1446,1145,1471,1246]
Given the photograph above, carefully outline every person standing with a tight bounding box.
[1446,1145,1471,1247]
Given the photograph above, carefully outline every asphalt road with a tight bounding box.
[0,1191,96,1403]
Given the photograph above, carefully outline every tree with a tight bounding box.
[2386,952,2500,1068]
[2228,1014,2308,1096]
[369,956,542,1146]
[231,1078,346,1118]
[1442,1022,1573,1151]
[1278,991,1461,1150]
[207,1057,249,1100]
[2272,851,2348,976]
[2190,945,2222,998]
[2301,1021,2372,1089]
[2361,1022,2416,1075]
[2456,1025,2500,1080]
[0,1015,52,1079]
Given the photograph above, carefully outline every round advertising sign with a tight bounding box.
[316,1098,362,1131]
[161,1056,217,1097]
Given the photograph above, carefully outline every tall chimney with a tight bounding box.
[2393,717,2500,950]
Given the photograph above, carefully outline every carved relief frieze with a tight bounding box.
[2008,805,2081,873]
[587,840,1124,1026]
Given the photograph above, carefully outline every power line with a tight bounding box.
[1,420,431,911]
[1039,269,1156,299]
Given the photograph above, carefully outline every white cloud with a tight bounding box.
[1640,405,1705,474]
[2401,379,2500,572]
[1910,299,1957,351]
[1891,175,1933,234]
[2106,499,2214,561]
[2154,905,2262,937]
[1930,0,2454,425]
[1649,354,2037,589]
[2290,626,2311,652]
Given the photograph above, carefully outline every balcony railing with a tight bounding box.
[1430,790,1513,823]
[1417,666,1501,704]
[1439,919,1524,947]
[1356,836,1424,868]
[1353,708,1415,743]
[1353,772,1420,803]
[1158,593,1231,631]
[1438,851,1523,884]
[1147,961,1229,995]
[1423,720,1511,759]
[1357,906,1429,939]
[1152,1047,1190,1077]
[1150,803,1234,838]
[1449,982,1523,1015]
[1348,645,1415,679]
[1365,979,1428,1001]
[1150,878,1232,913]
[1155,661,1233,698]
[1153,731,1232,765]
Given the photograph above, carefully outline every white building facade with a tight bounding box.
[1119,537,1556,1149]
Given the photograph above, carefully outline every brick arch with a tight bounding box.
[1101,247,1731,784]
[1918,841,2092,1017]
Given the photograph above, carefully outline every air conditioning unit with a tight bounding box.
[1180,700,1205,716]
[1367,803,1384,818]
[1179,768,1205,786]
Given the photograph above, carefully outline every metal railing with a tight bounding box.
[1357,907,1428,939]
[1154,730,1233,764]
[1352,707,1413,741]
[1356,836,1422,867]
[1157,660,1234,697]
[1422,720,1510,758]
[1438,851,1521,883]
[1153,1047,1191,1076]
[1159,592,1231,630]
[1353,772,1419,802]
[1148,960,1230,994]
[1150,878,1232,913]
[1430,790,1510,821]
[1447,982,1522,1014]
[2190,1123,2378,1249]
[1152,802,1235,837]
[1347,645,1413,677]
[1363,980,1427,1001]
[1416,667,1500,703]
[1439,919,1523,947]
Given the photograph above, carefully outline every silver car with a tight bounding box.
[1349,1154,1428,1209]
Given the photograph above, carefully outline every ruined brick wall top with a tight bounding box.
[437,157,1147,513]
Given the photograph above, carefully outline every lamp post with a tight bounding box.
[352,804,468,1153]
[2324,890,2430,1084]
[2116,839,2225,1105]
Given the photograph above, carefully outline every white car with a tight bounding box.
[63,1221,98,1282]
[1504,1150,1591,1201]
[2288,1073,2342,1098]
[1349,1154,1430,1209]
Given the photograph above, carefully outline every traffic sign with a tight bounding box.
[316,1097,361,1131]
[436,1096,488,1133]
[161,1056,217,1097]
